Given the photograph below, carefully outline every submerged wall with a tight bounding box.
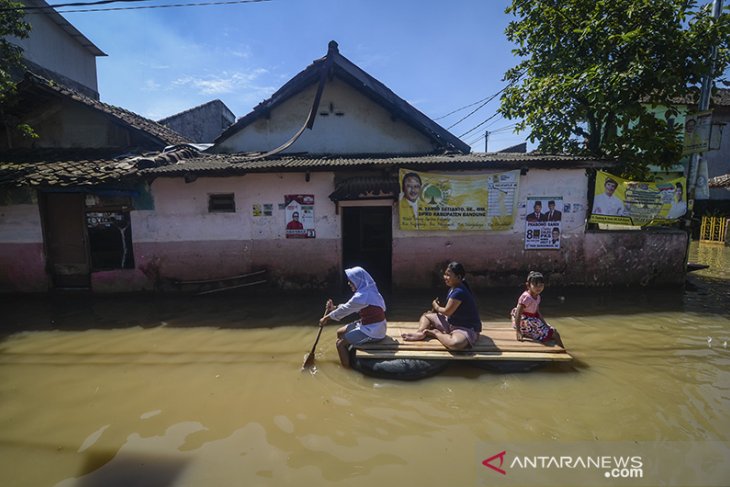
[0,168,690,293]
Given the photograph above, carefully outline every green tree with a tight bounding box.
[500,0,730,179]
[1,0,32,145]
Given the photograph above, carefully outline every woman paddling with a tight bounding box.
[320,267,387,368]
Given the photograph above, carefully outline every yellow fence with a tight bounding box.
[699,216,729,245]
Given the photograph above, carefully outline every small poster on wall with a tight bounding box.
[524,196,562,250]
[285,194,315,238]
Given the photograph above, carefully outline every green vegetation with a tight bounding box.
[500,0,730,179]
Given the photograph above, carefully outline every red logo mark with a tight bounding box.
[482,450,507,475]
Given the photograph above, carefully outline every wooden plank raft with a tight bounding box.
[354,321,572,362]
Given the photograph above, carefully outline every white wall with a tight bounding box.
[217,79,436,154]
[0,204,43,242]
[135,172,339,242]
[12,8,98,93]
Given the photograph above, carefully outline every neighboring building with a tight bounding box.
[0,73,189,291]
[0,41,688,293]
[6,0,105,99]
[158,99,236,144]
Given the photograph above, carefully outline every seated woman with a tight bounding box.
[402,261,482,350]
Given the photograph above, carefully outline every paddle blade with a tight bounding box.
[301,351,315,370]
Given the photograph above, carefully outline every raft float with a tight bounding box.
[350,322,573,380]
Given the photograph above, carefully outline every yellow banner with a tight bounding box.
[398,169,519,231]
[589,171,687,226]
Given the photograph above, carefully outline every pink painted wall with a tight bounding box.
[0,243,49,292]
[391,231,688,289]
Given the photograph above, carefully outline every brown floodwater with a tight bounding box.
[1,242,728,487]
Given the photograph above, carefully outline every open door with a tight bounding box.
[342,206,392,294]
[41,192,91,289]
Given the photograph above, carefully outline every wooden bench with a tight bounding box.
[354,321,572,362]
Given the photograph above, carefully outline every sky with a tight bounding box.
[50,0,527,152]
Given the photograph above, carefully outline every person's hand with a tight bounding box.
[319,316,328,326]
[431,298,440,312]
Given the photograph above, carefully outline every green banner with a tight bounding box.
[398,169,519,231]
[589,171,687,226]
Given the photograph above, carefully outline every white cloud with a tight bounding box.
[172,69,270,95]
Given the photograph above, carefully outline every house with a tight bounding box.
[0,41,689,293]
[0,73,189,291]
[158,99,236,144]
[7,0,106,99]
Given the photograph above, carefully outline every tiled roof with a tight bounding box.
[215,41,471,154]
[709,173,730,189]
[0,146,198,187]
[18,73,190,146]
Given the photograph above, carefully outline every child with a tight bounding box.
[320,266,387,368]
[510,271,556,343]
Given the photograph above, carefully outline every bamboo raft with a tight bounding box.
[354,321,572,363]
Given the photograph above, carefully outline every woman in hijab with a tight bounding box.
[320,266,387,368]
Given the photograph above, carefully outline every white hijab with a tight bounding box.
[345,267,386,310]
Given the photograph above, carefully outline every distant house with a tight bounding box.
[158,99,235,144]
[0,41,689,293]
[7,0,106,99]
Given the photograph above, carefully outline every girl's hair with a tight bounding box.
[526,271,544,286]
[446,261,471,291]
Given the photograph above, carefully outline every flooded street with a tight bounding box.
[1,243,729,487]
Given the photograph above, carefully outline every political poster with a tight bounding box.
[589,171,687,226]
[524,197,563,250]
[682,111,712,155]
[398,169,519,231]
[285,194,315,238]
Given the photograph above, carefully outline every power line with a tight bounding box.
[458,111,501,138]
[2,0,150,11]
[15,0,271,14]
[433,95,494,121]
[446,86,506,130]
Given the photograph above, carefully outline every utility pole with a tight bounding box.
[484,130,489,152]
[688,0,724,202]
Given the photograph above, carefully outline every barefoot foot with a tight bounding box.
[401,331,427,341]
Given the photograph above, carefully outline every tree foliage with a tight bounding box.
[500,0,730,179]
[1,0,31,144]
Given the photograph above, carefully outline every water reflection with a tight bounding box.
[0,242,728,486]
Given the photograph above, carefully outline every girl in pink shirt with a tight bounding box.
[510,271,556,342]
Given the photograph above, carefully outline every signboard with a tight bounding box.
[524,197,562,250]
[398,169,519,231]
[285,194,315,238]
[589,171,687,226]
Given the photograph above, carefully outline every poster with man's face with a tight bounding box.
[524,196,562,250]
[285,194,315,238]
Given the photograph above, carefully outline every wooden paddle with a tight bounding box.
[301,303,330,370]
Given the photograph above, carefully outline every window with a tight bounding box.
[209,193,236,213]
[86,210,135,270]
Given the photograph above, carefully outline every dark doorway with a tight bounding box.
[342,206,392,294]
[40,192,91,288]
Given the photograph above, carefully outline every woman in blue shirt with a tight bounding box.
[402,261,482,350]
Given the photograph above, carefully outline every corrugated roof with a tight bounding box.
[709,173,730,189]
[215,41,471,154]
[140,152,615,177]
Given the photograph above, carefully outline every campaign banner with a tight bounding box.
[589,171,687,226]
[525,197,562,250]
[285,194,315,238]
[682,111,712,155]
[398,169,519,231]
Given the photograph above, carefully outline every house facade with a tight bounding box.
[0,42,689,293]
